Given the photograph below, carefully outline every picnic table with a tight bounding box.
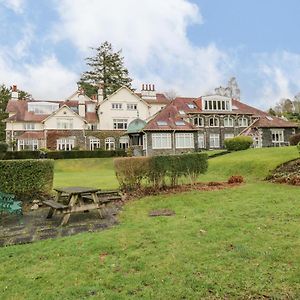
[43,186,103,226]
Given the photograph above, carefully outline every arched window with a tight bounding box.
[238,117,248,127]
[89,137,100,150]
[209,117,219,127]
[105,137,115,150]
[193,116,204,127]
[224,117,234,127]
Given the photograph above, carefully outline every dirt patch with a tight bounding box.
[149,209,175,217]
[267,158,300,186]
[122,181,242,201]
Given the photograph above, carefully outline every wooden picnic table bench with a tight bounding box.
[43,187,104,226]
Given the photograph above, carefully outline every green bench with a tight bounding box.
[0,192,22,215]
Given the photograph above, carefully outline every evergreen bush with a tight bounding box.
[0,159,54,200]
[0,142,8,159]
[290,133,300,146]
[114,153,208,191]
[224,136,253,151]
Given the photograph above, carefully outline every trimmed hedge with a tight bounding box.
[289,133,300,146]
[114,153,208,191]
[4,149,126,160]
[224,136,253,151]
[0,142,8,159]
[0,159,54,200]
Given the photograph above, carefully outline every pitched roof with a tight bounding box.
[5,99,97,124]
[144,96,299,131]
[144,98,197,131]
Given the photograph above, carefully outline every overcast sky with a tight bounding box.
[0,0,300,108]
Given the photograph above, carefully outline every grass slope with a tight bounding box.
[1,147,300,299]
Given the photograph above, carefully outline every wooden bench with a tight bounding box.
[43,200,68,210]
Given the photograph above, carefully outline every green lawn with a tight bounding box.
[1,147,300,299]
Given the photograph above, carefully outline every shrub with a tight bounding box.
[224,136,253,151]
[114,153,208,191]
[289,134,300,146]
[114,157,151,190]
[0,142,8,159]
[4,151,41,160]
[0,159,54,200]
[149,153,208,187]
[297,141,300,153]
[228,175,244,184]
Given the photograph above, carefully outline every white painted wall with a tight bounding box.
[97,87,151,130]
[6,122,44,131]
[44,106,86,130]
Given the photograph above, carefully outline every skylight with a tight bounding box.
[179,110,185,115]
[266,116,273,121]
[175,121,185,126]
[187,103,196,109]
[157,121,168,126]
[232,105,238,110]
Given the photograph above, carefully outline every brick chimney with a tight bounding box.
[97,82,104,103]
[11,85,18,100]
[141,84,156,100]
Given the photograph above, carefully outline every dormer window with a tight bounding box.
[209,117,219,127]
[202,96,232,111]
[238,117,248,127]
[193,116,204,127]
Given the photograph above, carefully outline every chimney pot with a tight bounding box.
[12,85,17,92]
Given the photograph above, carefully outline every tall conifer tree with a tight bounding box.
[79,41,133,99]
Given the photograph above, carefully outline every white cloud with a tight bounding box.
[52,0,231,96]
[0,0,25,13]
[0,52,78,99]
[257,51,300,107]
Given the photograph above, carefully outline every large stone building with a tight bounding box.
[128,94,299,156]
[4,84,299,155]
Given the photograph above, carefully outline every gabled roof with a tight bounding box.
[66,90,96,102]
[144,95,299,131]
[99,86,151,108]
[42,105,88,124]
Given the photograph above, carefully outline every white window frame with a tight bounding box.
[203,99,231,111]
[209,134,220,148]
[152,133,172,149]
[57,118,73,129]
[223,117,234,127]
[271,129,284,143]
[142,134,146,150]
[127,103,137,110]
[105,137,115,150]
[193,116,204,127]
[238,117,248,127]
[111,103,122,110]
[209,117,219,127]
[28,102,59,115]
[18,139,39,151]
[23,123,36,130]
[113,119,128,130]
[89,137,100,150]
[119,136,129,149]
[175,133,194,149]
[57,138,75,151]
[198,133,205,149]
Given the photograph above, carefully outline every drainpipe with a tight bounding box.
[173,130,176,155]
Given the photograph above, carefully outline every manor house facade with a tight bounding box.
[4,84,299,155]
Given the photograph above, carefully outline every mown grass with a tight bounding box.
[1,147,300,299]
